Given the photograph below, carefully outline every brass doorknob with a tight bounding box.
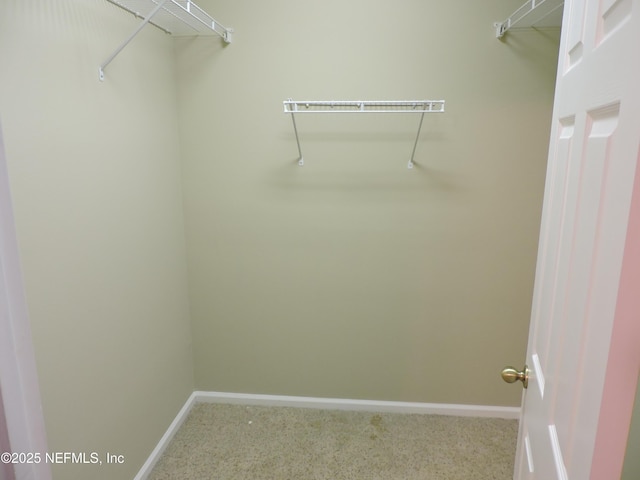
[501,365,529,389]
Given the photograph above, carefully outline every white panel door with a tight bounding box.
[513,0,640,479]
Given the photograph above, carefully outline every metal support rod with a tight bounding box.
[289,113,304,166]
[408,112,426,169]
[99,0,170,81]
[104,1,170,33]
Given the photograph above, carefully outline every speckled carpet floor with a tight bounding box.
[148,403,518,480]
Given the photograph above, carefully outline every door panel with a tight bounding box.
[514,0,640,478]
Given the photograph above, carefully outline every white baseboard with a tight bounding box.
[194,391,521,419]
[133,391,198,480]
[135,390,520,479]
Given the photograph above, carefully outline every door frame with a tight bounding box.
[0,119,51,480]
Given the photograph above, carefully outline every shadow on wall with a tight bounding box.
[498,27,562,80]
[271,115,459,193]
[264,160,465,195]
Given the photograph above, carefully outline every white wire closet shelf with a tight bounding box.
[495,0,564,38]
[283,99,445,169]
[100,0,232,80]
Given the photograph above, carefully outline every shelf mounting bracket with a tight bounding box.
[99,0,170,81]
[287,99,304,166]
[408,112,426,169]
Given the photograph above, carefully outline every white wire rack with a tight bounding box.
[283,99,445,168]
[100,0,232,80]
[283,100,445,114]
[495,0,564,38]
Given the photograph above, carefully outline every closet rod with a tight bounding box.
[283,99,445,168]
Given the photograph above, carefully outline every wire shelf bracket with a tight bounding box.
[283,99,445,169]
[494,0,564,38]
[99,0,233,81]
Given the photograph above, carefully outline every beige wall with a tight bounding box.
[178,0,560,406]
[0,1,193,479]
[0,0,559,477]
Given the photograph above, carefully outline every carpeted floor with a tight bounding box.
[148,403,518,480]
